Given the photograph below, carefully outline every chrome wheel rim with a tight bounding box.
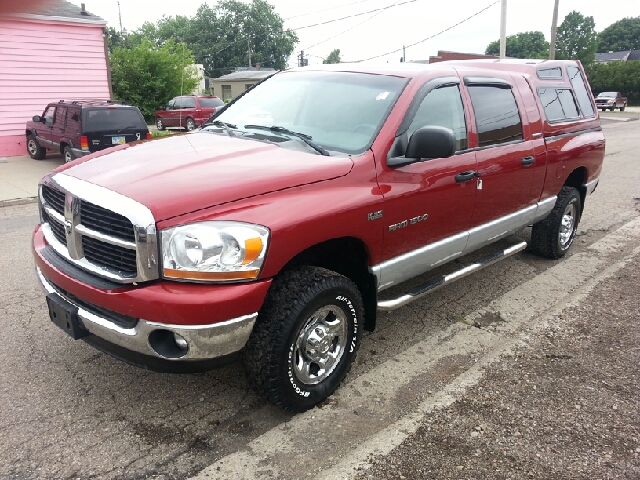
[156,119,163,129]
[187,119,196,131]
[28,140,37,155]
[293,305,348,385]
[64,150,72,163]
[559,203,577,249]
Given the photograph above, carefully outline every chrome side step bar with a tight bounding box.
[377,241,528,311]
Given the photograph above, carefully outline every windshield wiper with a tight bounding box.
[116,125,137,133]
[243,125,330,156]
[209,120,237,137]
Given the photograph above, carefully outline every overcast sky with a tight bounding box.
[88,0,640,67]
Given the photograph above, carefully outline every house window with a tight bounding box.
[222,85,232,102]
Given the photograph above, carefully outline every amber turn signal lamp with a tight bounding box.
[242,238,263,265]
[163,268,260,281]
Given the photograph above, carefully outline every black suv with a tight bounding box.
[26,100,150,162]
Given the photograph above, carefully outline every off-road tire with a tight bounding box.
[531,186,581,259]
[63,146,75,163]
[243,267,363,413]
[186,117,197,131]
[27,136,46,160]
[156,118,165,131]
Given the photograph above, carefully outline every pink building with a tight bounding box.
[0,1,110,157]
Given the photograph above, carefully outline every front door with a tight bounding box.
[37,106,56,147]
[50,106,67,152]
[375,79,477,290]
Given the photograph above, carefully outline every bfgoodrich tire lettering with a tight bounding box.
[531,186,581,259]
[243,267,363,412]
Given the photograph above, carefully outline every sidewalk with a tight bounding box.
[0,154,63,206]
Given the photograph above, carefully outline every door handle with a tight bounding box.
[521,156,535,166]
[455,170,477,183]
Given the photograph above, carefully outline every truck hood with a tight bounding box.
[62,132,353,221]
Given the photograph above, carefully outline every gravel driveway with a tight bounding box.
[355,254,640,479]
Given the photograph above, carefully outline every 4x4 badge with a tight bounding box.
[368,210,383,221]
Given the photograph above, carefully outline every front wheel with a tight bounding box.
[620,104,626,112]
[156,117,165,131]
[531,186,581,259]
[243,267,363,413]
[27,136,46,160]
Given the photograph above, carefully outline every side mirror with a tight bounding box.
[388,126,456,167]
[33,115,43,123]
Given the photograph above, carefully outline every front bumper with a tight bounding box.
[33,225,272,371]
[37,267,257,368]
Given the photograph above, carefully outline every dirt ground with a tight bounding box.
[355,255,640,480]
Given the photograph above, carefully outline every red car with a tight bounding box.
[155,95,225,131]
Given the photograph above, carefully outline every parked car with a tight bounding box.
[32,60,604,413]
[595,91,627,111]
[155,96,225,131]
[26,100,150,163]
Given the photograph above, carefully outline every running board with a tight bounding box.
[377,241,528,311]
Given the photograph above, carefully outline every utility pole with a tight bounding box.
[549,0,560,60]
[499,0,507,59]
[117,1,123,34]
[402,45,405,62]
[298,50,307,67]
[247,39,252,68]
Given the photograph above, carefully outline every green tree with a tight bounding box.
[485,31,549,58]
[585,61,640,104]
[130,0,298,77]
[110,39,198,121]
[106,26,131,53]
[555,11,598,64]
[323,49,341,64]
[598,16,640,52]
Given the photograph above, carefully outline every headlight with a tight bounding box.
[607,100,615,104]
[161,221,269,282]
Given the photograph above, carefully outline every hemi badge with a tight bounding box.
[368,210,383,221]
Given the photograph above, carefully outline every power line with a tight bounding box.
[292,0,419,31]
[359,0,499,62]
[284,0,378,21]
[303,0,404,51]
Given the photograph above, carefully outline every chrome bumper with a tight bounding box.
[36,267,257,361]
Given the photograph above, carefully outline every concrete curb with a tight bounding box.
[0,197,38,208]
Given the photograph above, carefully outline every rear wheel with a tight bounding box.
[620,104,626,112]
[63,146,75,163]
[243,267,363,412]
[27,136,46,160]
[156,117,165,131]
[531,186,581,259]
[186,117,197,131]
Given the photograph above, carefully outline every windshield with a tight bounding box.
[209,70,408,155]
[597,92,617,98]
[82,108,146,131]
[199,98,225,108]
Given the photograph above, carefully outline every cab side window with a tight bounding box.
[54,106,66,127]
[43,107,55,125]
[468,86,523,147]
[174,98,186,109]
[166,100,176,110]
[407,85,468,151]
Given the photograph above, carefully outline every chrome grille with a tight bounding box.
[80,200,136,242]
[83,236,137,275]
[39,174,159,284]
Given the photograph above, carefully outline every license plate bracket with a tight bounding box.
[46,293,90,340]
[112,136,126,145]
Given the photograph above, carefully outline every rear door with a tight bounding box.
[461,76,536,251]
[50,106,67,152]
[197,97,224,124]
[181,96,197,126]
[173,97,186,127]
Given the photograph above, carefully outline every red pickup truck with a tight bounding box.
[594,91,627,111]
[33,60,604,412]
